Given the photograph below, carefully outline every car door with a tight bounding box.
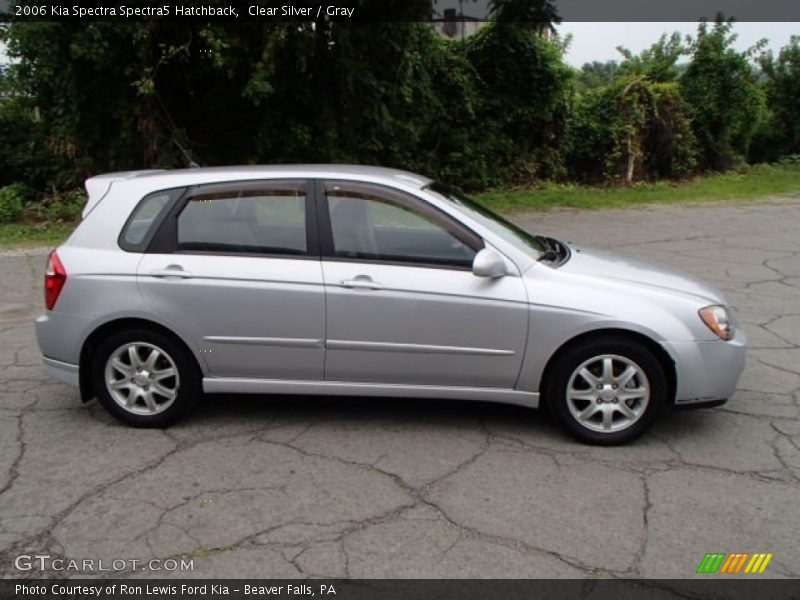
[136,179,325,380]
[318,180,529,388]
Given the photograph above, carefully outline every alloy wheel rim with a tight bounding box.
[566,354,650,433]
[105,342,180,416]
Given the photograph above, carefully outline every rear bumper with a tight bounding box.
[35,311,92,365]
[42,357,80,387]
[662,329,747,406]
[36,310,91,390]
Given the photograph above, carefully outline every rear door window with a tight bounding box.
[176,183,309,256]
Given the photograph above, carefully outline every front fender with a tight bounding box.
[515,264,713,393]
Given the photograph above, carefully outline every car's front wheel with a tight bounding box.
[92,329,199,427]
[547,336,666,445]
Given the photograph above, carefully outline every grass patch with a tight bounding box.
[0,221,76,249]
[475,163,800,213]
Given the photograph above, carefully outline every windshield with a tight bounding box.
[425,182,544,257]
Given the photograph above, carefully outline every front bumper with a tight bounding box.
[662,328,747,406]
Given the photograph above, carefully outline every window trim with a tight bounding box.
[315,179,484,271]
[146,179,319,258]
[118,186,187,253]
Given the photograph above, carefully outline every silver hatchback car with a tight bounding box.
[35,165,746,444]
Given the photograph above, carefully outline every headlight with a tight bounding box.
[699,305,735,341]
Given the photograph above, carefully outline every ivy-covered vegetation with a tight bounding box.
[1,3,799,226]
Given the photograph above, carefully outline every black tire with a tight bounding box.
[546,336,666,445]
[92,328,200,427]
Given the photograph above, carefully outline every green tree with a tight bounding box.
[465,22,573,184]
[576,61,619,90]
[489,0,561,32]
[754,36,800,161]
[568,32,696,183]
[0,19,271,182]
[680,18,766,170]
[616,32,685,82]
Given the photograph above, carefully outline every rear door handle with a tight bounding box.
[150,266,193,279]
[340,275,383,290]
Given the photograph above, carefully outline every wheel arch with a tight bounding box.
[79,317,202,402]
[538,328,677,409]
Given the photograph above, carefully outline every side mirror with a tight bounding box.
[472,248,506,278]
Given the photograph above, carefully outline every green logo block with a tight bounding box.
[697,553,726,573]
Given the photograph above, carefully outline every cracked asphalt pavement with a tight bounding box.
[1,198,799,579]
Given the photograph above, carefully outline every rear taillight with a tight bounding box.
[44,250,67,310]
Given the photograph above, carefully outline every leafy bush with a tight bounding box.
[0,18,573,194]
[25,189,86,223]
[46,190,87,222]
[0,183,32,224]
[567,78,696,183]
[0,15,799,202]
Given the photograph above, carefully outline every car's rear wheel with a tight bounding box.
[547,336,666,445]
[92,329,199,427]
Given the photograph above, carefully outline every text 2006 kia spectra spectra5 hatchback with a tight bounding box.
[35,165,746,444]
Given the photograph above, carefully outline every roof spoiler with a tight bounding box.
[83,169,165,218]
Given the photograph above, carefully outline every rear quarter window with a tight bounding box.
[119,188,184,252]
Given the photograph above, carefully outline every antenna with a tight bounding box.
[171,137,200,168]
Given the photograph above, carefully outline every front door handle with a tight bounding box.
[151,265,193,279]
[340,275,383,290]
